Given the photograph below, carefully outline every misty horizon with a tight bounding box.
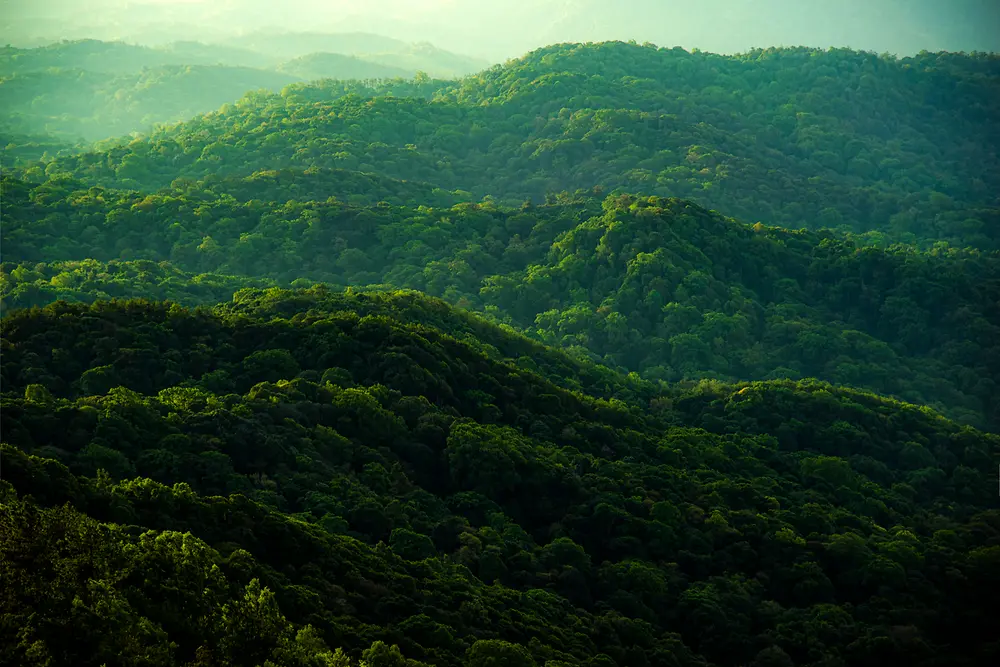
[2,0,999,62]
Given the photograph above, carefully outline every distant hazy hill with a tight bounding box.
[359,41,492,78]
[276,52,414,82]
[222,30,412,59]
[227,31,489,78]
[156,39,279,69]
[0,39,271,75]
[0,35,489,141]
[0,64,300,141]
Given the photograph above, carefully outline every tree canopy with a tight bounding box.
[2,37,999,667]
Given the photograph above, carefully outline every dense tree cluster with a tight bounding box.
[2,294,998,666]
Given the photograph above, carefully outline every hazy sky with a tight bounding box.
[3,0,999,59]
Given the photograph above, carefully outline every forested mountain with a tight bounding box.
[25,42,998,247]
[3,290,999,666]
[3,35,1000,667]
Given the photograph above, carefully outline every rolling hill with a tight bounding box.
[2,289,998,666]
[27,42,998,247]
[3,175,998,430]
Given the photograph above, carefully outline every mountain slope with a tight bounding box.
[30,42,998,247]
[2,292,998,666]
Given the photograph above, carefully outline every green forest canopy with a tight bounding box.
[2,37,999,667]
[3,178,998,430]
[14,42,998,248]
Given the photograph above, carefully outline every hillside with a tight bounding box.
[3,176,999,430]
[28,42,999,247]
[2,291,998,666]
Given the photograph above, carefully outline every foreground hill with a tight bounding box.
[4,177,998,429]
[2,290,998,666]
[29,42,1000,247]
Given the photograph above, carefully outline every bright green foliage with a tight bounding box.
[3,180,998,429]
[1,295,998,666]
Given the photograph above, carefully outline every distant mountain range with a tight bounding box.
[0,33,488,77]
[3,0,998,60]
[0,35,489,141]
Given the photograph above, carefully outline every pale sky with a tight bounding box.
[3,0,998,59]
